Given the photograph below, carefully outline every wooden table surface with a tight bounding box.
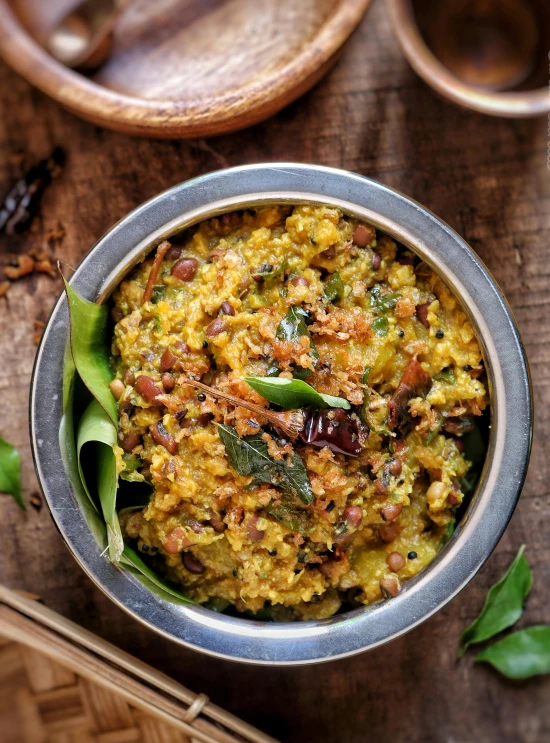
[1,2,549,741]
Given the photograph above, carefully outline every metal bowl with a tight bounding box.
[30,164,532,665]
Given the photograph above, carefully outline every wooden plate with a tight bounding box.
[0,0,372,138]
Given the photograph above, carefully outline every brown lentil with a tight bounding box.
[219,301,236,316]
[206,318,227,337]
[172,257,199,281]
[386,552,406,572]
[352,224,374,247]
[380,576,401,598]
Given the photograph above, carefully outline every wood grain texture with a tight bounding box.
[0,0,549,740]
[0,0,372,137]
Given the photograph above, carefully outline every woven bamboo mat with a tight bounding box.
[0,587,279,743]
[0,636,193,742]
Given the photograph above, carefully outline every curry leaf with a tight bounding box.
[0,438,25,510]
[63,278,117,426]
[253,259,287,281]
[475,626,550,679]
[244,376,350,410]
[150,285,166,304]
[120,453,145,482]
[425,414,444,446]
[292,366,314,381]
[434,367,456,384]
[267,496,313,534]
[120,545,194,605]
[369,285,400,313]
[458,545,532,656]
[217,424,313,505]
[324,272,344,303]
[276,306,319,379]
[371,317,389,336]
[77,400,123,563]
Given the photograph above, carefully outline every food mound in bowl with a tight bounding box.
[112,205,488,620]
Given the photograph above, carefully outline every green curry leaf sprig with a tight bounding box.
[459,545,532,656]
[253,259,287,281]
[433,367,456,384]
[458,546,550,680]
[369,285,400,313]
[267,495,313,534]
[368,285,399,337]
[323,272,344,303]
[217,424,313,505]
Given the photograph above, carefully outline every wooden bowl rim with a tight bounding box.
[0,0,372,136]
[387,0,550,118]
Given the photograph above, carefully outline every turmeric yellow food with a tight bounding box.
[112,205,488,620]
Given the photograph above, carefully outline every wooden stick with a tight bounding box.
[142,240,171,304]
[180,377,305,439]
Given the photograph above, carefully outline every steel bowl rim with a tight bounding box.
[30,163,532,665]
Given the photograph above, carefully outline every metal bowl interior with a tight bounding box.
[30,164,532,665]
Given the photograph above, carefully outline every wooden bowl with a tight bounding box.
[0,0,372,138]
[387,0,550,118]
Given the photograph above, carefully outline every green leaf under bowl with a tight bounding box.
[77,399,122,563]
[0,437,25,510]
[120,545,194,604]
[60,339,106,548]
[63,278,117,425]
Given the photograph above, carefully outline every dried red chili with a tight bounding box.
[300,409,362,457]
[388,358,432,437]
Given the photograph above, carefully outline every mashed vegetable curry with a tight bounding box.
[111,205,487,620]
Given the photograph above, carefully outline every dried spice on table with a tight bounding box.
[0,147,65,236]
